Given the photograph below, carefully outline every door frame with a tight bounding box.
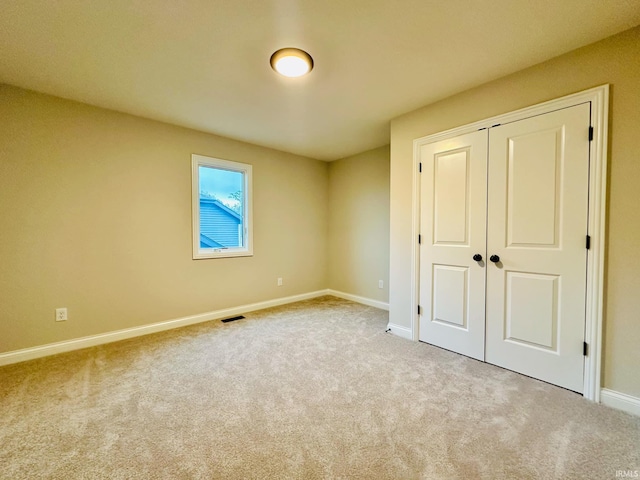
[410,85,609,401]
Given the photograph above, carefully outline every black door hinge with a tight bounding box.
[418,234,421,244]
[586,235,591,250]
[417,305,421,315]
[419,162,422,173]
[589,126,594,141]
[583,342,588,356]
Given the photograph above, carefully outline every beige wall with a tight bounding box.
[328,146,390,303]
[390,26,640,397]
[0,85,328,353]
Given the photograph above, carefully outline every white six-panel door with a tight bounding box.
[418,131,487,361]
[485,103,590,393]
[418,103,590,392]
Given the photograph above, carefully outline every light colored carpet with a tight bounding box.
[1,296,638,479]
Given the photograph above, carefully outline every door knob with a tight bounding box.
[473,254,483,261]
[489,255,500,263]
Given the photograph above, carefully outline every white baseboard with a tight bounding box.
[600,388,640,417]
[327,289,389,311]
[0,290,329,367]
[386,322,413,340]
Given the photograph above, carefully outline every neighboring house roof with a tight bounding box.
[199,233,224,248]
[206,199,242,221]
[199,198,242,248]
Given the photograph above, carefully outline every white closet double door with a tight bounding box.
[418,103,590,393]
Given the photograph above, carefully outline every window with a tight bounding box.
[191,154,253,259]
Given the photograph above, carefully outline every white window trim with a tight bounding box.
[191,154,253,259]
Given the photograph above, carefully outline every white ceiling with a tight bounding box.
[1,1,639,161]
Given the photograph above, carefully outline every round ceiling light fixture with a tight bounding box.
[270,48,314,78]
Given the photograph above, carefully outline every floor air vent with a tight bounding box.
[221,315,245,323]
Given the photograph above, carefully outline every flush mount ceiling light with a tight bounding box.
[270,48,314,78]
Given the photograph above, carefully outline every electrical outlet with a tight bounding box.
[378,280,384,289]
[277,277,283,286]
[55,308,68,322]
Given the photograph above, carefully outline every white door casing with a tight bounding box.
[412,85,608,400]
[485,103,591,393]
[418,131,487,360]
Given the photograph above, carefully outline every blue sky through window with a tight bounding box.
[199,166,243,210]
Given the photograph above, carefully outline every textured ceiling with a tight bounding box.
[1,1,639,160]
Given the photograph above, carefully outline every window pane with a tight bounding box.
[192,153,252,259]
[198,165,244,249]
